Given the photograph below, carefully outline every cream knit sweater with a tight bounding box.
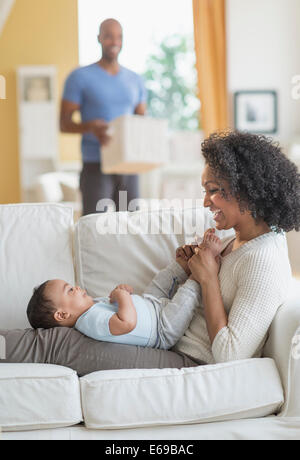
[173,231,292,364]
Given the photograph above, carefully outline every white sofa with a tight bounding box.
[1,203,300,440]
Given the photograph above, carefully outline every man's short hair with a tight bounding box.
[99,18,122,35]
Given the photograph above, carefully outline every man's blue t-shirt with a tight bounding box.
[62,63,147,163]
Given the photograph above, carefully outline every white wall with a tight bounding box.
[226,0,300,149]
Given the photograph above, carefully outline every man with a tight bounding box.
[60,19,147,215]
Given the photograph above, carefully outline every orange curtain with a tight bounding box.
[193,0,228,137]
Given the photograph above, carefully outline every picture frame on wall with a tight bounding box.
[234,90,278,134]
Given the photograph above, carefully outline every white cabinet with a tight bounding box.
[17,66,58,200]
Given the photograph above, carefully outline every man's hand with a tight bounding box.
[60,101,112,145]
[88,119,111,145]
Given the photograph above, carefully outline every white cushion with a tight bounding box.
[74,206,233,299]
[80,358,283,429]
[33,173,64,202]
[101,114,169,174]
[74,207,206,298]
[0,204,75,329]
[0,364,82,431]
[33,172,80,203]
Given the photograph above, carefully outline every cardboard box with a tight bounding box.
[101,115,169,174]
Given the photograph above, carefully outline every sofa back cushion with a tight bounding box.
[74,207,202,298]
[74,206,232,299]
[0,204,75,329]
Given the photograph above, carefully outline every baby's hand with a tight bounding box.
[109,284,133,303]
[115,284,134,294]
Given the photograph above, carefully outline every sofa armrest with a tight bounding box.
[263,277,300,417]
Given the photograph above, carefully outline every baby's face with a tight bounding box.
[46,279,94,325]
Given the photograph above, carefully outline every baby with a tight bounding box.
[27,228,221,350]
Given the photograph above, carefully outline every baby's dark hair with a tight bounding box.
[201,130,300,233]
[26,281,59,329]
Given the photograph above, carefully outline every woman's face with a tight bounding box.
[201,164,245,231]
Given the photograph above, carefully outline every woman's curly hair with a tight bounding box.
[201,130,300,233]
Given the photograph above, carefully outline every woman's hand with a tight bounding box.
[189,248,227,344]
[188,247,221,285]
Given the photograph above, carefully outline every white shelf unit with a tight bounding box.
[17,66,59,201]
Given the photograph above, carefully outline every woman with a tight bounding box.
[2,130,300,375]
[173,130,300,364]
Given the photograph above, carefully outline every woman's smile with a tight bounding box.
[212,209,224,222]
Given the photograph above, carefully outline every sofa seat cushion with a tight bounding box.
[0,363,82,432]
[80,358,283,429]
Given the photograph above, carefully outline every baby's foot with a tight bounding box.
[200,228,222,257]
